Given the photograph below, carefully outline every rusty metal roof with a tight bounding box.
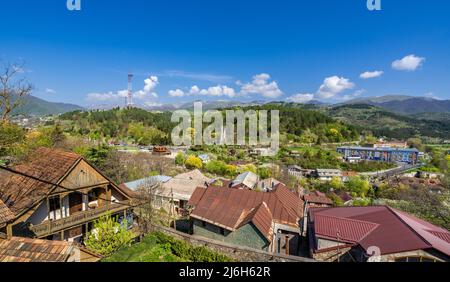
[304,194,333,205]
[190,184,303,238]
[0,237,74,262]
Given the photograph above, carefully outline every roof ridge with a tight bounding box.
[316,213,380,228]
[385,206,433,248]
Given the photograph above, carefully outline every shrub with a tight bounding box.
[185,155,203,169]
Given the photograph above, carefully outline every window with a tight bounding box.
[48,196,61,212]
[220,228,225,235]
[395,256,438,262]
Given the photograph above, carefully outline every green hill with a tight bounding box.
[12,95,84,117]
[327,104,450,139]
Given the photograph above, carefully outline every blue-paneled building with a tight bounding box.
[337,146,419,165]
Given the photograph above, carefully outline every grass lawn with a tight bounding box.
[103,231,234,262]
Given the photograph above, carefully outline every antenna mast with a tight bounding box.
[127,73,134,108]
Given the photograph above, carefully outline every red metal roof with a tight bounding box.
[314,214,379,243]
[310,206,450,256]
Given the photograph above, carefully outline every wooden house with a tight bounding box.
[0,148,135,243]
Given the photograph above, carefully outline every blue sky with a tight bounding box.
[1,0,449,107]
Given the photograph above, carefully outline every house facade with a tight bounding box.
[0,148,135,243]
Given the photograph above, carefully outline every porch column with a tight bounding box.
[59,196,63,220]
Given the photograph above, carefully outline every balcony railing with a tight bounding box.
[30,200,132,238]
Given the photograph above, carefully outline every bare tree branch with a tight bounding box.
[0,61,33,123]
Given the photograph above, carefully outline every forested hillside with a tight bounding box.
[327,104,450,140]
[58,104,360,145]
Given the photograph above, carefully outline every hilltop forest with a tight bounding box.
[57,105,360,146]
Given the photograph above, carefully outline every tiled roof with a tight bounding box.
[190,184,303,237]
[310,206,450,256]
[0,237,74,262]
[0,199,14,226]
[0,148,81,216]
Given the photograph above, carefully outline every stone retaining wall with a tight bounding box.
[151,224,315,262]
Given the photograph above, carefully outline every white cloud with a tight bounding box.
[135,76,159,99]
[360,71,384,79]
[45,88,56,94]
[168,89,185,97]
[316,76,355,99]
[286,93,314,103]
[240,73,283,98]
[86,76,159,103]
[197,85,236,97]
[392,54,425,71]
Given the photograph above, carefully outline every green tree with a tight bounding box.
[257,167,271,179]
[329,176,344,191]
[84,214,134,257]
[0,122,25,157]
[345,176,371,197]
[175,152,186,166]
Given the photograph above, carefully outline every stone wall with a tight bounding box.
[151,224,315,262]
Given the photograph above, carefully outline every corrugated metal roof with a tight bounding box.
[310,206,450,256]
[124,175,172,191]
[231,172,258,189]
[190,184,303,238]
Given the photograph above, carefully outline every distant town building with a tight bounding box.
[288,165,314,179]
[344,156,362,163]
[337,146,419,164]
[308,206,450,262]
[152,146,171,156]
[371,141,408,149]
[314,169,343,181]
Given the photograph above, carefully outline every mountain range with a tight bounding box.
[341,95,450,115]
[11,94,450,119]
